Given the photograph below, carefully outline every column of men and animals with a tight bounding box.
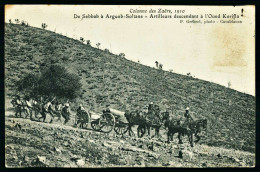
[10,95,207,147]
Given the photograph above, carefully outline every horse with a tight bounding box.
[124,107,168,138]
[137,106,167,138]
[163,114,207,147]
[124,110,147,137]
[191,119,207,143]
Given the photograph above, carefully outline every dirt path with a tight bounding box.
[5,108,255,167]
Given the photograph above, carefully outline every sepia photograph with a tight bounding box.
[4,5,255,167]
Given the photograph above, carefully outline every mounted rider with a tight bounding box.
[184,107,193,121]
[148,102,154,113]
[146,102,161,125]
[183,107,194,131]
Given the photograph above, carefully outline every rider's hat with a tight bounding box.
[186,107,189,111]
[150,102,153,105]
[65,103,69,107]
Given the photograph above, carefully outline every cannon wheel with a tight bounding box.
[114,122,128,135]
[91,120,101,131]
[75,111,91,129]
[98,113,115,133]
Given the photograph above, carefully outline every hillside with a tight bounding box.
[5,116,255,167]
[4,23,255,153]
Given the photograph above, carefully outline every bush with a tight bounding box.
[104,49,110,53]
[80,37,85,44]
[119,53,125,58]
[16,64,82,100]
[41,23,47,29]
[86,40,91,46]
[16,72,40,98]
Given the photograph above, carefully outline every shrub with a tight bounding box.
[80,37,85,44]
[96,43,100,49]
[41,23,48,29]
[15,19,20,24]
[86,40,91,46]
[104,48,110,53]
[119,53,125,58]
[16,72,40,98]
[16,64,82,100]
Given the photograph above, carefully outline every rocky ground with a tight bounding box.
[5,108,255,168]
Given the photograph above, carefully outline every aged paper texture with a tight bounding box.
[5,5,255,167]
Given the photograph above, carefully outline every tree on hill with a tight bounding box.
[16,73,40,98]
[21,20,26,26]
[15,19,20,24]
[155,61,158,68]
[96,43,101,49]
[228,81,231,88]
[16,64,82,100]
[119,53,125,58]
[86,40,91,46]
[80,37,85,44]
[104,48,110,53]
[159,63,163,70]
[41,23,48,29]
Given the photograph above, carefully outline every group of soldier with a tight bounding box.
[11,95,71,124]
[11,94,194,129]
[147,102,193,123]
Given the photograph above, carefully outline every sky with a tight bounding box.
[5,5,255,96]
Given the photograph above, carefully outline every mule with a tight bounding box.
[164,114,207,147]
[139,110,168,138]
[124,109,168,138]
[124,110,147,137]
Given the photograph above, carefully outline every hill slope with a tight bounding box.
[5,117,255,167]
[4,23,255,152]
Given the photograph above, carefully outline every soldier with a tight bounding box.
[184,107,194,132]
[77,104,86,112]
[39,99,52,122]
[76,104,85,122]
[62,103,71,124]
[148,102,154,112]
[14,95,22,118]
[104,104,110,113]
[76,104,89,127]
[32,98,40,119]
[24,97,33,119]
[184,107,193,121]
[54,101,63,121]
